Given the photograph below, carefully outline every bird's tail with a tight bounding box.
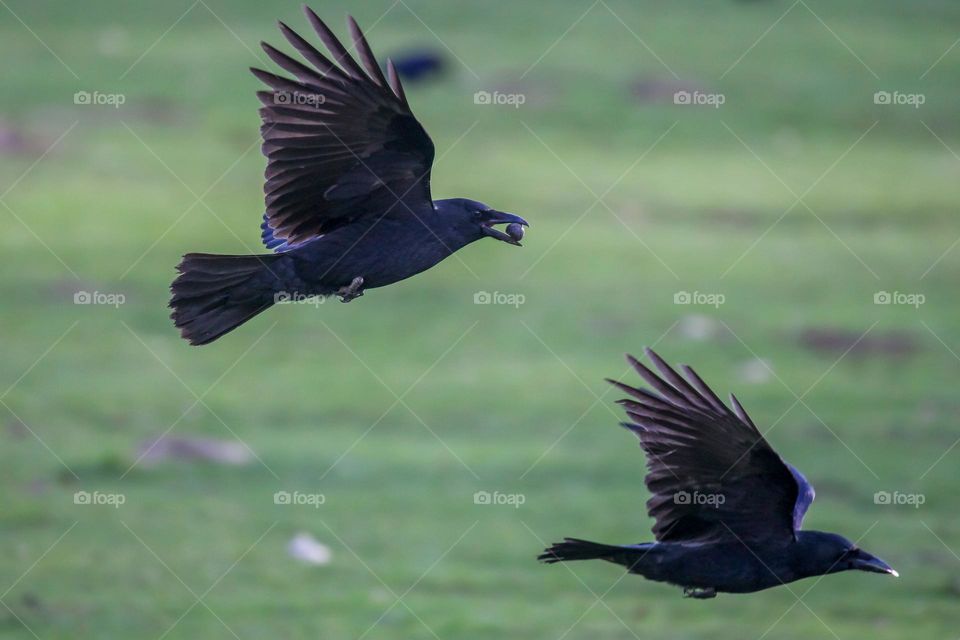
[538,538,649,569]
[170,253,282,346]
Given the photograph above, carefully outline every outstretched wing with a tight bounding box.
[608,348,815,544]
[251,8,435,248]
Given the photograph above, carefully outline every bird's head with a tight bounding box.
[797,531,898,579]
[434,198,528,247]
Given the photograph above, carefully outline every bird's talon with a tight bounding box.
[337,277,365,303]
[683,587,717,599]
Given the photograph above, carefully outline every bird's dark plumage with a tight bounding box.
[539,349,897,597]
[170,7,527,345]
[250,10,436,246]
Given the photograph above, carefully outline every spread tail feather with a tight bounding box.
[538,538,651,570]
[170,253,280,346]
[539,538,627,563]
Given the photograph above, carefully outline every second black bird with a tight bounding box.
[539,348,897,598]
[170,8,527,346]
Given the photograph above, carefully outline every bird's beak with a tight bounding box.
[481,211,529,246]
[851,550,898,577]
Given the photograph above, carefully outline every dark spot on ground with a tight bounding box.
[0,119,50,156]
[135,434,253,466]
[629,77,708,104]
[132,97,188,125]
[5,419,28,440]
[798,328,919,358]
[941,577,960,598]
[385,48,447,83]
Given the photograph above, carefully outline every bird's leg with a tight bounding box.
[337,276,365,303]
[683,587,717,599]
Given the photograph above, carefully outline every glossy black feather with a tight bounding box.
[251,9,435,247]
[614,348,809,543]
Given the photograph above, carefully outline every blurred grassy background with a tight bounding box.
[2,0,960,637]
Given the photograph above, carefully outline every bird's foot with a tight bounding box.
[337,277,365,303]
[683,587,717,599]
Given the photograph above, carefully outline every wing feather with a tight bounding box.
[252,9,435,251]
[610,349,815,544]
[348,16,389,88]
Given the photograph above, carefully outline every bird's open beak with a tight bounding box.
[851,551,898,577]
[481,211,529,246]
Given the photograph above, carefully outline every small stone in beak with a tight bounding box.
[506,223,525,242]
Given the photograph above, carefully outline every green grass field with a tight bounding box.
[2,0,960,637]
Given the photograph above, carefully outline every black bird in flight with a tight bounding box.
[170,7,527,345]
[539,348,897,598]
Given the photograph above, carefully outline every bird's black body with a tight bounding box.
[256,199,500,294]
[539,349,897,598]
[547,532,893,597]
[170,9,527,345]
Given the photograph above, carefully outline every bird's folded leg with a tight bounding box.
[337,276,365,303]
[682,587,717,599]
